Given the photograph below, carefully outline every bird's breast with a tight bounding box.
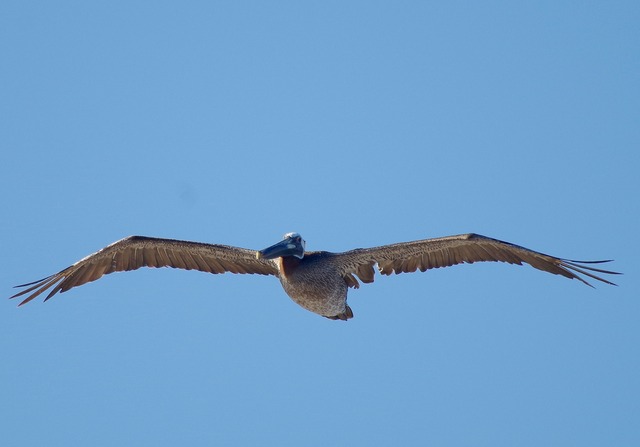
[276,254,348,317]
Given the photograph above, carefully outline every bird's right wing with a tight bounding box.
[11,236,278,305]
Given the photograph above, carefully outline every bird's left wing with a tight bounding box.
[11,236,278,305]
[333,233,619,288]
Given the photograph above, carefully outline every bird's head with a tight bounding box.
[256,232,306,260]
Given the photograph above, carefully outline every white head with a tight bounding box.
[256,232,306,260]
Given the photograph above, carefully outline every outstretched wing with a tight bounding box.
[11,236,278,305]
[334,233,619,288]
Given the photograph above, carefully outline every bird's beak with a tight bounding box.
[256,237,304,260]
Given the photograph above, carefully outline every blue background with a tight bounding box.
[2,1,638,446]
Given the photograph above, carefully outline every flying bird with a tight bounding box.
[11,232,619,320]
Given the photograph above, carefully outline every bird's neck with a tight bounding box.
[279,256,302,277]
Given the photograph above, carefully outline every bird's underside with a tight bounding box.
[10,233,620,320]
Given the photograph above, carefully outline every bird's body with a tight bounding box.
[276,252,352,320]
[11,232,619,320]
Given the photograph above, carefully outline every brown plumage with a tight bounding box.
[11,232,619,320]
[11,236,277,306]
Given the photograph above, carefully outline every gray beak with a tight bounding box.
[256,237,304,260]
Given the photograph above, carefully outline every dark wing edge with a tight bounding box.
[334,233,620,289]
[11,236,278,306]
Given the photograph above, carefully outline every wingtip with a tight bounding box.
[16,296,33,307]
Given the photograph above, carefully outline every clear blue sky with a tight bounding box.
[2,1,638,446]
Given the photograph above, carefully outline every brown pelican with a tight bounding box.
[11,232,618,320]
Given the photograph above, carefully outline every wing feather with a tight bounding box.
[11,236,278,305]
[335,233,619,288]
